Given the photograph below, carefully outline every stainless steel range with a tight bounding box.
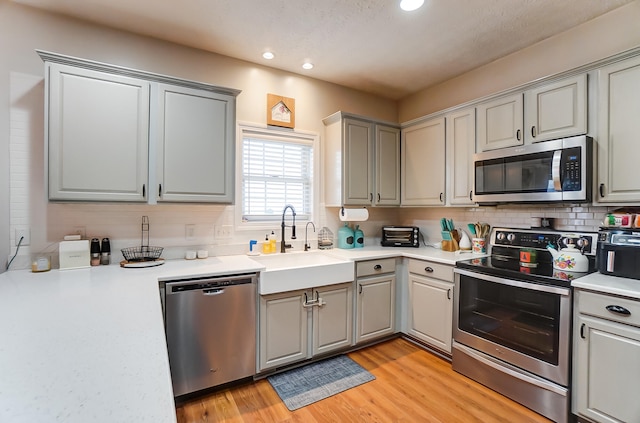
[453,227,598,423]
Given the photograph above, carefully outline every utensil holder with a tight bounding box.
[472,237,487,254]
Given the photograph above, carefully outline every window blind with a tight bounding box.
[242,135,313,221]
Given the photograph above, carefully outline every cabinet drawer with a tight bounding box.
[408,259,453,282]
[356,258,396,277]
[577,290,640,327]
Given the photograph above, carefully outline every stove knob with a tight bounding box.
[507,233,516,243]
[496,232,506,241]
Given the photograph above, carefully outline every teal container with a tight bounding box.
[354,225,364,248]
[337,223,355,249]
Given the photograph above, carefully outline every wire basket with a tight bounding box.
[121,246,164,262]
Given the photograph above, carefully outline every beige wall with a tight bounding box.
[0,2,397,270]
[398,0,640,122]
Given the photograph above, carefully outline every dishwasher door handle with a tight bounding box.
[203,288,225,296]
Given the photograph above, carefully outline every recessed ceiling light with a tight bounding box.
[262,51,275,60]
[302,62,314,70]
[400,0,424,11]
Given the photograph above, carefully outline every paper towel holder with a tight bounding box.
[339,206,369,222]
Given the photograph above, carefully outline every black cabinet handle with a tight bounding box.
[374,264,382,270]
[425,267,434,273]
[516,129,521,141]
[531,126,536,138]
[447,288,451,300]
[469,191,473,201]
[158,184,162,197]
[142,184,146,197]
[606,305,631,316]
[439,192,444,202]
[599,183,605,198]
[369,193,373,202]
[580,323,586,339]
[377,193,381,202]
[359,284,363,294]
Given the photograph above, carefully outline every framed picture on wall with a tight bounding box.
[267,93,295,128]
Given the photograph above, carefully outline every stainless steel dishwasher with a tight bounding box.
[164,273,257,397]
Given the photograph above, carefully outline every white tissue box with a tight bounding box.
[59,240,90,270]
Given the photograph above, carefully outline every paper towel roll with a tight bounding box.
[339,207,369,222]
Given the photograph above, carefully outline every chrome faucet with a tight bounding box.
[280,205,297,253]
[304,221,316,251]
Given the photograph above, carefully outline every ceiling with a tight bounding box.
[14,0,635,100]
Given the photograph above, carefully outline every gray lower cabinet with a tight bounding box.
[259,282,353,371]
[406,259,454,354]
[573,289,640,423]
[355,258,396,344]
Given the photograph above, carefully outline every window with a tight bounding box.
[239,124,315,223]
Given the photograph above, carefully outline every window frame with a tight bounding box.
[235,122,319,231]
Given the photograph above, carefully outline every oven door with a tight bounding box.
[453,268,571,386]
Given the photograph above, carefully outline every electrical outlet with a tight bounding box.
[73,226,86,239]
[214,225,233,239]
[185,224,196,241]
[15,228,30,246]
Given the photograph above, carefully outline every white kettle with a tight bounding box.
[546,243,589,272]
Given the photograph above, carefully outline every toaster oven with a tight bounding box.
[381,226,420,247]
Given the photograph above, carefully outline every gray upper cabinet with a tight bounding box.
[524,74,587,143]
[155,84,235,203]
[446,107,476,206]
[477,74,587,152]
[596,55,640,204]
[323,112,400,206]
[47,63,150,202]
[401,117,445,206]
[476,93,524,152]
[40,51,239,203]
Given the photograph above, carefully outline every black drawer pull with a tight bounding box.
[531,126,536,138]
[425,267,434,273]
[359,284,363,294]
[447,288,451,300]
[516,129,521,141]
[469,191,473,201]
[374,264,382,270]
[580,323,586,339]
[142,184,146,197]
[606,305,631,316]
[599,183,605,198]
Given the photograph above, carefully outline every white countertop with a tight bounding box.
[0,246,484,423]
[572,271,640,300]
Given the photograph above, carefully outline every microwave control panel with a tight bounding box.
[561,147,582,191]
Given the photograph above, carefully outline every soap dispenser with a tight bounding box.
[337,223,355,249]
[354,225,364,248]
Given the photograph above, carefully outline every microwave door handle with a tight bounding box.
[552,150,562,191]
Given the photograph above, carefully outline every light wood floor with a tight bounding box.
[175,338,552,423]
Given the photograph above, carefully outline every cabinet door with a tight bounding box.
[401,117,445,206]
[343,118,374,205]
[155,84,235,203]
[259,290,309,370]
[596,56,640,203]
[408,273,453,353]
[476,93,524,152]
[313,283,353,356]
[374,124,401,206]
[524,74,587,143]
[356,274,396,343]
[47,63,149,201]
[574,315,640,423]
[446,107,476,205]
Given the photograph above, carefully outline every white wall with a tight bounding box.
[0,2,398,270]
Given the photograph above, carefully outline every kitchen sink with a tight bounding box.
[251,251,354,295]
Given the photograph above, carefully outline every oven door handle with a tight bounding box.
[454,268,570,296]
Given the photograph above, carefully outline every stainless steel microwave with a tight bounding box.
[473,135,592,204]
